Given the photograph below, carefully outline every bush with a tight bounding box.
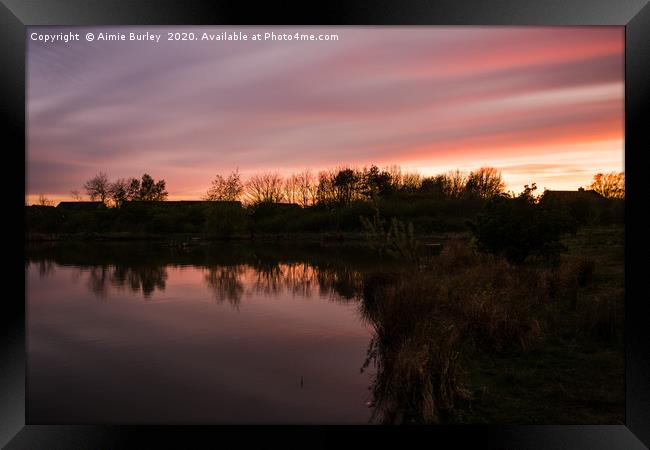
[469,187,574,264]
[358,237,609,423]
[205,203,248,238]
[360,210,419,262]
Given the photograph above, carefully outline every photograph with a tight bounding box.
[24,25,627,426]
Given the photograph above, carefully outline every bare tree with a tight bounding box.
[589,172,624,198]
[70,190,83,201]
[283,173,300,205]
[465,167,505,199]
[37,193,54,206]
[387,164,403,191]
[295,169,316,207]
[205,169,243,201]
[84,172,110,204]
[400,172,422,193]
[446,170,468,199]
[245,172,285,205]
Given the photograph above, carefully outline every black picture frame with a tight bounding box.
[2,1,649,448]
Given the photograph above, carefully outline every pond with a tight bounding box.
[26,241,385,424]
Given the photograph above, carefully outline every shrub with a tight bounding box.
[469,186,573,264]
[205,203,248,238]
[358,238,606,423]
[360,210,419,263]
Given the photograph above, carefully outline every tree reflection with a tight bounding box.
[37,260,55,279]
[251,263,285,295]
[84,264,168,298]
[204,265,244,308]
[57,261,364,303]
[316,267,363,300]
[247,262,362,302]
[110,265,168,298]
[29,244,368,304]
[87,265,111,298]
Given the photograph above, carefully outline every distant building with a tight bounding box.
[540,189,605,203]
[26,204,55,210]
[56,201,106,210]
[251,202,301,219]
[252,202,301,212]
[540,189,607,213]
[265,202,301,210]
[121,200,242,208]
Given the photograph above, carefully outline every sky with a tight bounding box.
[26,26,624,204]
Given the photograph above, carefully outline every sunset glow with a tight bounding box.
[27,26,624,204]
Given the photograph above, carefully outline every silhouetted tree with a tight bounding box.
[316,169,337,206]
[283,173,300,204]
[127,178,141,198]
[70,190,83,201]
[333,168,360,204]
[589,172,624,199]
[295,169,317,207]
[469,183,572,263]
[37,193,54,206]
[400,172,422,194]
[420,175,449,197]
[84,172,110,203]
[245,172,284,205]
[205,169,243,201]
[109,177,140,207]
[446,170,468,199]
[138,173,168,201]
[363,165,393,199]
[465,167,505,199]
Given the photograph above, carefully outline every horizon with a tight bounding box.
[27,165,619,206]
[27,26,624,205]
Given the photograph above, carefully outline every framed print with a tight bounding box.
[2,0,649,448]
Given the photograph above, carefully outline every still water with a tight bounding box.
[26,242,381,424]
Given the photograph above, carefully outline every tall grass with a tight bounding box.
[359,236,610,424]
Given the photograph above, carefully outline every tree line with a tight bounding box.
[52,166,624,208]
[79,172,168,206]
[234,166,511,206]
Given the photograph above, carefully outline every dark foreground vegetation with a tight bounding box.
[26,185,623,245]
[360,225,624,424]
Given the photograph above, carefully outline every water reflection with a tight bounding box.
[112,265,169,298]
[28,242,453,424]
[26,241,378,424]
[81,265,170,299]
[75,262,364,306]
[204,265,244,308]
[26,242,370,306]
[33,259,55,279]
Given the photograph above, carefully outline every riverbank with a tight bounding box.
[360,225,624,424]
[25,230,448,246]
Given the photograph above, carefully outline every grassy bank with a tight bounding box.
[359,225,624,424]
[460,226,624,424]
